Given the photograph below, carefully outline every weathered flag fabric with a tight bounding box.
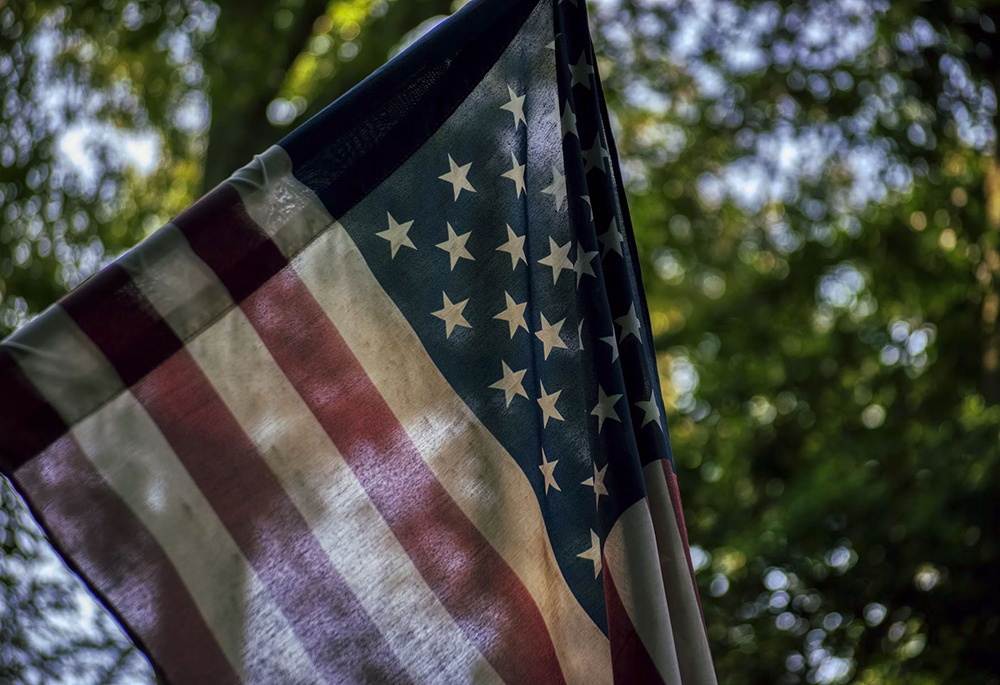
[0,0,716,683]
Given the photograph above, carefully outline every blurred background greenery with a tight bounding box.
[1,0,998,682]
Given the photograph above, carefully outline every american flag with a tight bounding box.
[0,0,717,682]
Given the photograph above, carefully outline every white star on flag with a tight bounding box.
[559,100,578,139]
[436,222,475,270]
[376,212,416,258]
[535,314,568,359]
[493,291,528,338]
[599,217,624,258]
[573,247,597,288]
[496,224,526,269]
[537,381,564,428]
[541,165,567,211]
[583,136,609,174]
[581,461,609,509]
[577,529,602,579]
[570,52,594,89]
[635,390,663,430]
[500,85,527,130]
[591,385,622,432]
[600,333,619,362]
[538,237,572,284]
[501,152,526,198]
[489,361,528,407]
[431,292,471,338]
[539,449,560,495]
[615,303,642,343]
[438,154,476,200]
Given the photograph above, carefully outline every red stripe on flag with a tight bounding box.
[16,435,241,685]
[603,561,667,685]
[172,183,288,303]
[661,461,704,616]
[59,264,182,388]
[0,349,67,471]
[241,266,567,685]
[130,349,412,685]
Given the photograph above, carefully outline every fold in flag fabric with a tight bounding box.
[0,0,717,683]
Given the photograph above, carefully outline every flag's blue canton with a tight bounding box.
[333,0,673,634]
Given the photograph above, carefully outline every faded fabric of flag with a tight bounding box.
[0,0,717,683]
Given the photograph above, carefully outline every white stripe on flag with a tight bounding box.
[13,307,322,685]
[230,146,335,259]
[603,498,684,684]
[643,461,718,685]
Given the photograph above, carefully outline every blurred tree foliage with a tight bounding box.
[1,0,998,683]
